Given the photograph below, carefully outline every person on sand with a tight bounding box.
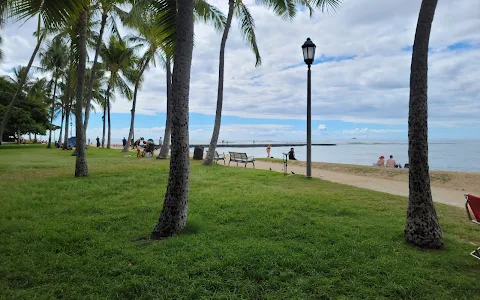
[386,155,397,168]
[122,137,127,147]
[266,144,272,158]
[288,148,297,160]
[376,156,385,167]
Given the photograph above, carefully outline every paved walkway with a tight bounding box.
[225,160,466,208]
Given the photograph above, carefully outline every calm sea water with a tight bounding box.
[197,140,480,173]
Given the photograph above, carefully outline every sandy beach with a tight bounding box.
[226,158,480,208]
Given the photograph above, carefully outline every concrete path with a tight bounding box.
[225,160,466,208]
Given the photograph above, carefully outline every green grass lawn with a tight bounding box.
[1,145,479,299]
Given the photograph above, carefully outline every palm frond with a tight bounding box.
[7,0,88,30]
[235,1,261,67]
[114,75,133,101]
[194,0,226,33]
[255,0,296,19]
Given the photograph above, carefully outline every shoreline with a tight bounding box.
[257,158,480,196]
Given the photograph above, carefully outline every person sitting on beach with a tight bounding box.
[386,155,396,168]
[376,156,385,167]
[288,148,297,160]
[266,144,272,158]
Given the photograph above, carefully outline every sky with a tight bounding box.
[1,0,479,143]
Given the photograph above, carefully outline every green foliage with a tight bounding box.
[0,145,479,299]
[0,77,49,138]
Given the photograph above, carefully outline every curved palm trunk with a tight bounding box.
[63,98,72,150]
[157,58,172,159]
[123,57,151,152]
[0,32,45,145]
[74,9,89,177]
[203,0,234,165]
[405,0,442,248]
[47,76,58,148]
[58,105,65,144]
[151,0,194,239]
[84,11,108,132]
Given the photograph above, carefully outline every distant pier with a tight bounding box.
[190,143,337,148]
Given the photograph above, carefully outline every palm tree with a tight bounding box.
[157,56,172,159]
[40,39,69,148]
[203,0,340,165]
[101,35,135,148]
[74,7,89,176]
[405,0,443,249]
[151,0,195,239]
[84,0,127,133]
[0,0,86,145]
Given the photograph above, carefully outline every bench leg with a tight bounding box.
[236,161,238,167]
[228,160,231,166]
[244,162,247,168]
[223,160,225,165]
[253,162,255,169]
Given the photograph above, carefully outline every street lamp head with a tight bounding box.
[302,37,316,65]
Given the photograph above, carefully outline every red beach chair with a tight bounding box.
[465,194,480,260]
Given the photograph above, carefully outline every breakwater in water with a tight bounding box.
[190,143,337,148]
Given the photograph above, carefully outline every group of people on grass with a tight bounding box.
[376,155,407,168]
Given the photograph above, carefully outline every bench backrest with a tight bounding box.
[229,152,248,159]
[466,194,480,223]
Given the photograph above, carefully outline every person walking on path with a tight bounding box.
[266,144,272,158]
[122,137,127,147]
[96,137,100,148]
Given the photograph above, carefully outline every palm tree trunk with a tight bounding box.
[123,57,151,152]
[405,0,442,249]
[151,0,194,239]
[102,83,111,148]
[74,9,89,177]
[63,99,71,150]
[47,76,58,148]
[84,11,108,132]
[107,93,112,149]
[58,104,65,144]
[158,57,172,159]
[204,0,234,165]
[0,32,45,145]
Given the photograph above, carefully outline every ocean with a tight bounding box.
[192,140,480,173]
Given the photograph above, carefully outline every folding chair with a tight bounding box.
[465,194,480,260]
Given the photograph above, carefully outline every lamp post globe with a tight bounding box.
[302,38,316,65]
[301,38,316,178]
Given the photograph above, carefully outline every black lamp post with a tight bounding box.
[302,37,316,178]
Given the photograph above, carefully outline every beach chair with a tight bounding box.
[465,194,480,260]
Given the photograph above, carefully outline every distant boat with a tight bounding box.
[352,138,357,140]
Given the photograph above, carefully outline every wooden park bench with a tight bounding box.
[228,152,255,168]
[205,150,226,164]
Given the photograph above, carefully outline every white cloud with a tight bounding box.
[342,128,406,135]
[317,124,327,131]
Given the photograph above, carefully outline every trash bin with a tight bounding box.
[193,146,204,160]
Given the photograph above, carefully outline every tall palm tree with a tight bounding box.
[157,56,172,159]
[40,39,69,148]
[84,0,127,133]
[405,0,442,249]
[101,35,135,148]
[203,0,340,165]
[74,7,89,177]
[151,0,195,239]
[0,0,86,145]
